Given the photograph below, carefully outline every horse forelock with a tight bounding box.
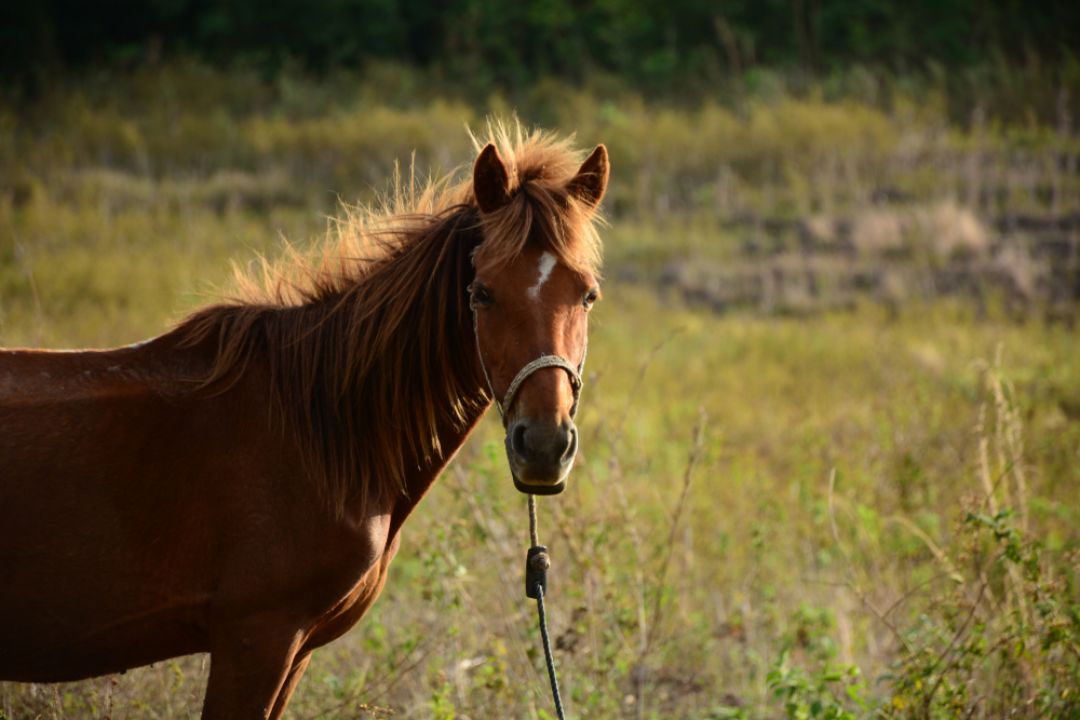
[175,122,604,518]
[471,121,604,278]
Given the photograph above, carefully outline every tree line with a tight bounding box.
[3,0,1078,93]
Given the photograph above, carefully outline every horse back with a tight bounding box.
[0,336,401,683]
[0,340,294,679]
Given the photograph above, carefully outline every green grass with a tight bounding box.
[2,67,1078,719]
[3,277,1076,718]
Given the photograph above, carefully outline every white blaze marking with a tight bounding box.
[528,252,557,300]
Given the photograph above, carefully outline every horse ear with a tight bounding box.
[473,143,512,213]
[567,144,609,208]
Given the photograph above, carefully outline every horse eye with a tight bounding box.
[469,283,494,307]
[583,289,599,309]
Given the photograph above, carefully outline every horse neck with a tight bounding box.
[176,208,493,523]
[390,391,488,531]
[376,290,489,519]
[315,216,491,522]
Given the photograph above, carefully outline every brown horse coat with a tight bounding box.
[1,323,434,716]
[0,124,608,718]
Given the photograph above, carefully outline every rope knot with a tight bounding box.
[525,545,550,600]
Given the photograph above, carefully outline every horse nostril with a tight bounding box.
[560,424,578,462]
[508,420,577,471]
[511,422,529,459]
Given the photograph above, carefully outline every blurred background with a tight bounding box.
[1,2,1078,718]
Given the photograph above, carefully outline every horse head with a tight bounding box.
[468,140,609,495]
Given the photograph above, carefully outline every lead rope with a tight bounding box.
[525,495,566,720]
[469,290,581,720]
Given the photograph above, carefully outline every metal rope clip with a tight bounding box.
[525,545,550,600]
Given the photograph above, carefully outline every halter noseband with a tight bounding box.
[470,292,586,423]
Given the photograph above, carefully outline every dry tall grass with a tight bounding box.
[2,67,1078,719]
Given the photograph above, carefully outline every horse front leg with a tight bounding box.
[267,651,312,720]
[201,620,305,720]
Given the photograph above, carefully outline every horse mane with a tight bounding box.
[174,120,605,517]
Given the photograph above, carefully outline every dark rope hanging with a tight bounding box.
[525,494,566,720]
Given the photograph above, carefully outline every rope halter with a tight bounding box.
[469,287,586,424]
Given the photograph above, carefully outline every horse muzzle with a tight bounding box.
[505,418,577,495]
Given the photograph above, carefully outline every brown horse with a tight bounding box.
[0,125,609,718]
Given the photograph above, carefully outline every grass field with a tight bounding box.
[1,66,1078,719]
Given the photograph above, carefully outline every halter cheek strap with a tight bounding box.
[471,295,586,423]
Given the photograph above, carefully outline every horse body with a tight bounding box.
[0,125,608,718]
[0,326,481,703]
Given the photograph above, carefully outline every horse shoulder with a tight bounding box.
[294,511,402,651]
